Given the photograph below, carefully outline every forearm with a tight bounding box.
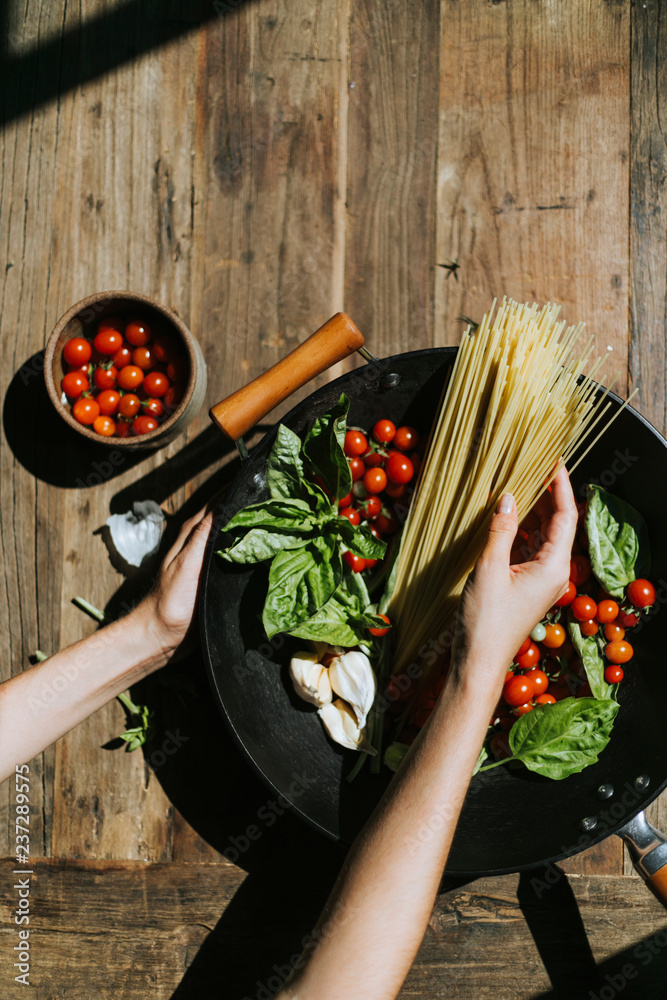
[0,609,168,784]
[284,658,503,1000]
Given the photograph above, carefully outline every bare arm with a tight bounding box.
[281,469,577,1000]
[0,509,213,785]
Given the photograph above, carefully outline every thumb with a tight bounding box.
[483,493,518,565]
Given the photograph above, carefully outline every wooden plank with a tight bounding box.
[435,0,631,394]
[344,0,440,357]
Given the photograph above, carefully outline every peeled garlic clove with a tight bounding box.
[318,699,376,755]
[290,652,332,707]
[329,650,377,727]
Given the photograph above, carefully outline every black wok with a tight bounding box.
[200,314,667,903]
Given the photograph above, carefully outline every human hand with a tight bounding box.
[452,467,577,694]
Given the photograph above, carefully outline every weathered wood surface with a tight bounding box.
[0,861,666,999]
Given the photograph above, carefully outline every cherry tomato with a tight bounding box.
[151,333,177,363]
[132,414,159,436]
[570,554,592,586]
[604,623,625,641]
[555,580,577,607]
[338,492,354,508]
[349,457,365,481]
[364,558,378,571]
[117,365,144,391]
[132,347,153,370]
[580,619,599,637]
[360,496,382,519]
[352,481,367,500]
[61,371,89,398]
[627,578,656,608]
[393,426,419,452]
[115,420,131,438]
[125,318,152,346]
[72,397,100,425]
[97,389,120,416]
[112,344,133,368]
[516,641,540,670]
[617,608,640,628]
[527,668,549,695]
[339,506,360,526]
[595,599,619,624]
[118,393,141,418]
[604,664,624,684]
[344,429,368,457]
[93,364,118,390]
[142,371,170,398]
[163,384,184,411]
[385,453,414,485]
[515,637,531,659]
[143,397,164,419]
[386,673,413,702]
[503,674,536,707]
[93,415,116,437]
[363,467,387,494]
[543,623,566,649]
[385,481,408,500]
[373,419,396,444]
[605,639,633,664]
[375,509,399,534]
[513,702,534,716]
[535,693,557,705]
[369,524,384,542]
[572,594,597,622]
[343,550,366,573]
[368,613,391,638]
[93,326,124,356]
[62,337,92,366]
[362,447,387,468]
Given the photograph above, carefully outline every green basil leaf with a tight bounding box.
[222,498,315,533]
[568,622,614,700]
[378,528,403,615]
[509,697,619,779]
[303,393,352,501]
[266,424,306,501]
[263,536,341,638]
[336,519,387,559]
[288,585,388,646]
[218,529,310,565]
[585,485,650,597]
[342,567,372,611]
[473,745,488,776]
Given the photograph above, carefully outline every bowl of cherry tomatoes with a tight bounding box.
[44,290,207,447]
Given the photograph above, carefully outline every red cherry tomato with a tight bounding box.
[604,623,625,641]
[572,595,597,621]
[111,344,133,368]
[580,619,599,637]
[527,669,549,695]
[117,365,144,391]
[339,507,360,526]
[514,702,534,716]
[535,693,557,705]
[72,397,100,425]
[543,623,566,649]
[132,347,153,370]
[516,641,540,670]
[132,414,159,436]
[555,580,577,607]
[375,509,399,534]
[604,664,624,684]
[373,419,396,444]
[163,384,184,411]
[363,448,387,468]
[364,558,378,571]
[166,358,188,384]
[605,639,633,664]
[393,426,419,452]
[343,550,366,573]
[595,599,620,624]
[369,524,384,542]
[142,371,170,398]
[93,364,118,390]
[385,453,414,485]
[627,578,656,608]
[349,457,365,481]
[617,608,640,628]
[385,481,408,500]
[93,415,116,437]
[61,371,89,398]
[368,614,391,638]
[125,318,152,346]
[515,637,531,659]
[118,393,141,418]
[62,337,92,366]
[115,420,131,438]
[338,492,353,508]
[143,397,164,418]
[153,334,178,363]
[93,326,124,356]
[360,496,382,519]
[503,674,536,707]
[363,467,387,494]
[570,554,592,586]
[344,429,368,457]
[96,389,120,416]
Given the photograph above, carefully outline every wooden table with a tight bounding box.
[2,1,667,997]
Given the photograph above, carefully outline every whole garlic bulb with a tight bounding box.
[289,651,332,708]
[318,699,376,754]
[329,650,377,727]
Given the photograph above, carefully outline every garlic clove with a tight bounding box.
[329,650,377,727]
[290,651,332,707]
[318,699,376,755]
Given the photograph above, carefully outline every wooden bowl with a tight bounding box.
[44,290,207,448]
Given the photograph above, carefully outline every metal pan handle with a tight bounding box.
[618,811,667,909]
[209,312,365,442]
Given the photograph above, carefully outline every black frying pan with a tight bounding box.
[200,315,667,904]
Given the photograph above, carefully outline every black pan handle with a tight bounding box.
[617,811,667,908]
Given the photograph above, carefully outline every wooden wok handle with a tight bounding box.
[618,810,667,909]
[209,312,365,441]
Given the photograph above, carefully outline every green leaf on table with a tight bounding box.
[585,485,650,598]
[303,393,352,501]
[508,696,619,780]
[219,528,311,564]
[266,424,307,501]
[568,621,614,700]
[263,536,341,637]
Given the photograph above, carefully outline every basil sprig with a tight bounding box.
[585,485,650,598]
[217,395,388,643]
[568,622,615,701]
